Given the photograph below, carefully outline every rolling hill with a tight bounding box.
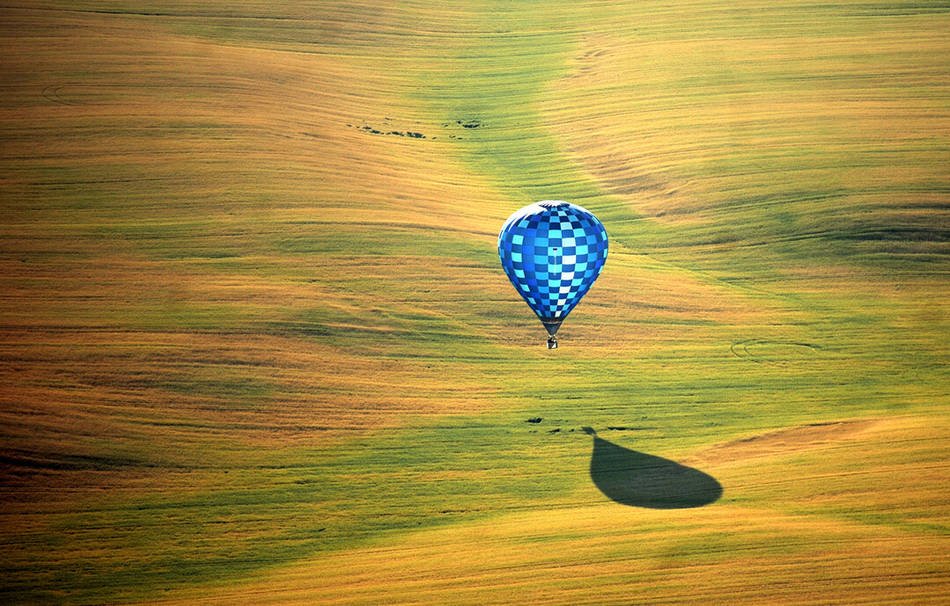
[1,1,948,603]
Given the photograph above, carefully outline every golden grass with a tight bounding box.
[152,416,949,605]
[1,1,947,603]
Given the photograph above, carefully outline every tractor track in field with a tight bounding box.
[730,339,822,365]
[41,84,81,106]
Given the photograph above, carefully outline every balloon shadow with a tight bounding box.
[582,428,722,509]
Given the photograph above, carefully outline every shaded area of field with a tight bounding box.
[1,1,948,604]
[584,427,722,509]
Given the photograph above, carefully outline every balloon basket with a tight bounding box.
[547,336,558,349]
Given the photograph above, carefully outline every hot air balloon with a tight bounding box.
[498,200,608,348]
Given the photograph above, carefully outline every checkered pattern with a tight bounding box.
[498,200,608,324]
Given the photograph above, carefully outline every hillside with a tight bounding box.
[1,1,948,603]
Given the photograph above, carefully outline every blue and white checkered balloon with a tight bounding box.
[498,201,608,346]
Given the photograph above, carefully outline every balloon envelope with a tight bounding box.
[498,200,608,339]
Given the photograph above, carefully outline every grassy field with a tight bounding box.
[1,1,948,603]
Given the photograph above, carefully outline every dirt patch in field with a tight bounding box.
[696,419,879,465]
[348,119,428,139]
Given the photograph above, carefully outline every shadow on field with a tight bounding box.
[582,428,722,509]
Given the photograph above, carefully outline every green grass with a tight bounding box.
[1,0,948,604]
